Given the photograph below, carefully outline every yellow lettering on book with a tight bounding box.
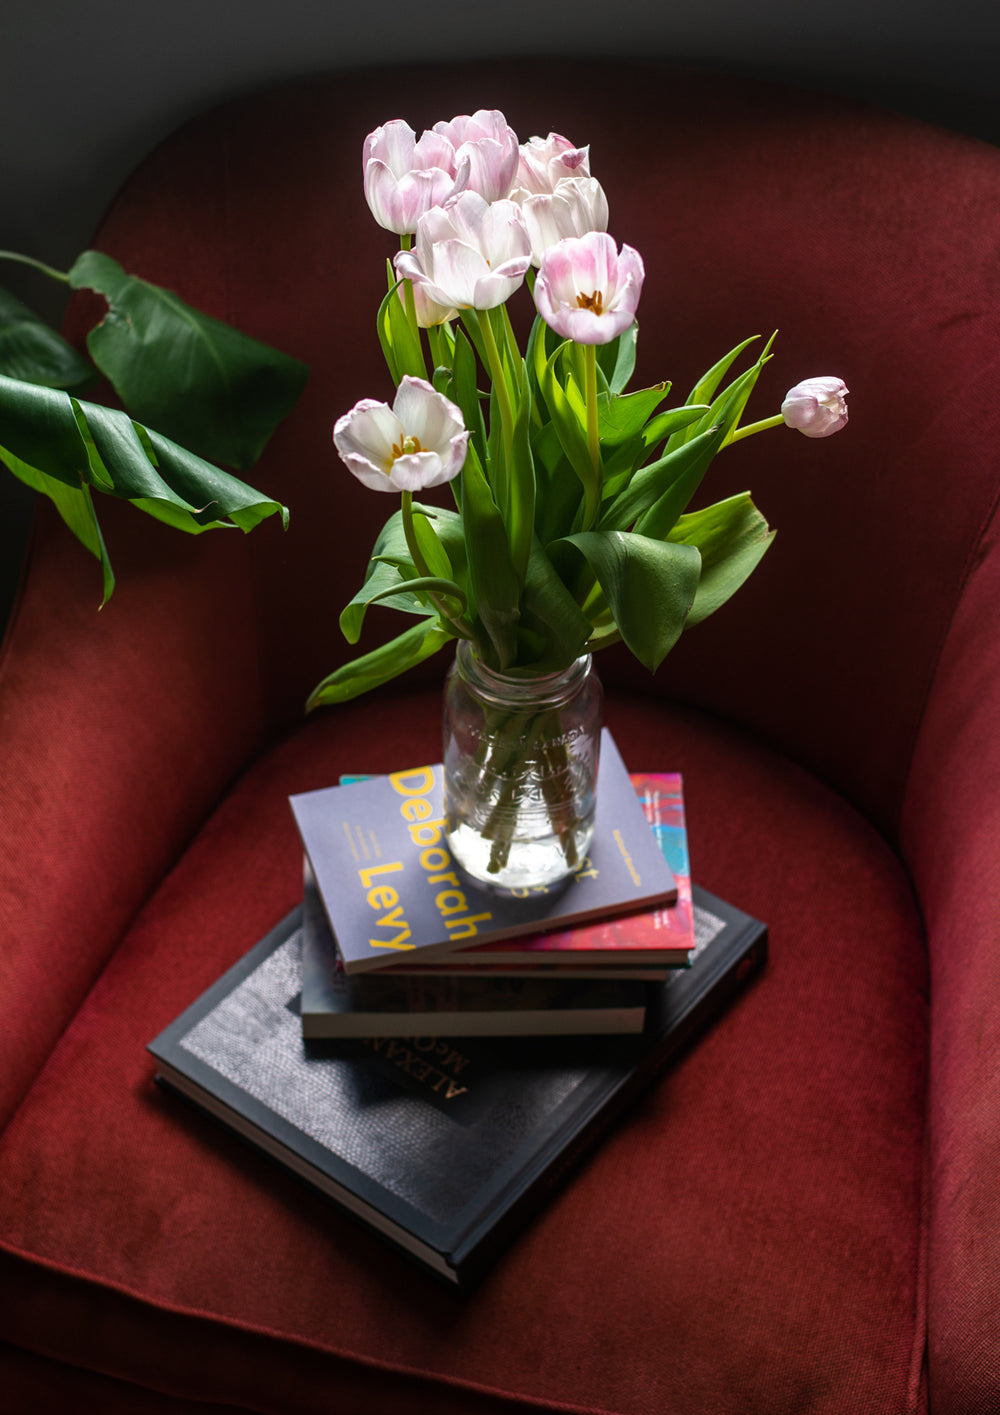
[365,1038,470,1098]
[444,911,493,940]
[358,861,403,889]
[389,765,436,797]
[435,889,469,917]
[408,817,444,848]
[370,904,413,950]
[613,829,641,886]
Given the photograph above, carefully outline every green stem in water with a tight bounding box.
[0,250,70,284]
[729,413,785,442]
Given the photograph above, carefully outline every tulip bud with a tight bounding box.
[516,133,591,195]
[432,109,520,203]
[363,120,465,234]
[781,377,849,438]
[515,175,610,266]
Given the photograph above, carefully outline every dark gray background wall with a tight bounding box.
[1,0,997,615]
[3,0,998,316]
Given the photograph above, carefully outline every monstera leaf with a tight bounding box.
[0,374,288,603]
[0,247,308,602]
[0,285,95,393]
[67,251,309,471]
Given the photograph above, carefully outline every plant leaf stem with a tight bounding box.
[583,342,601,528]
[0,251,70,284]
[729,413,784,442]
[398,235,420,348]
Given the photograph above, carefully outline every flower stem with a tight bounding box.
[0,250,70,284]
[398,233,422,359]
[477,307,515,448]
[729,413,785,442]
[581,343,601,529]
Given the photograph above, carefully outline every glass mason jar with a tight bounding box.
[442,641,603,892]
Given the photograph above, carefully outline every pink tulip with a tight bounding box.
[515,132,591,195]
[516,175,609,266]
[394,191,532,312]
[333,377,469,492]
[363,119,466,235]
[432,110,520,203]
[533,232,645,345]
[781,377,849,438]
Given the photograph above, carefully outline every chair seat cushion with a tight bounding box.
[0,688,928,1415]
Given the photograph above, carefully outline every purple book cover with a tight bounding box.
[402,772,694,969]
[289,729,677,974]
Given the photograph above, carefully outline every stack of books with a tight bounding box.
[292,731,697,1040]
[148,728,767,1284]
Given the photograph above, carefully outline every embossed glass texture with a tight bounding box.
[442,641,603,892]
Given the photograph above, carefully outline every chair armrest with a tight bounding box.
[0,498,267,1128]
[901,505,1000,1411]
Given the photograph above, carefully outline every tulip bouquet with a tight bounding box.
[312,109,846,707]
[309,109,846,883]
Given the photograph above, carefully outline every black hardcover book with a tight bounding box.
[148,885,767,1286]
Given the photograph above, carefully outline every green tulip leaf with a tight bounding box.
[669,335,760,448]
[447,326,487,469]
[516,536,592,672]
[669,493,775,625]
[597,383,671,449]
[596,323,638,395]
[0,285,96,393]
[600,422,727,535]
[377,267,427,384]
[307,619,454,709]
[506,359,536,585]
[67,250,309,471]
[460,445,521,669]
[640,403,712,450]
[553,529,702,672]
[538,341,592,487]
[339,503,470,642]
[340,558,435,643]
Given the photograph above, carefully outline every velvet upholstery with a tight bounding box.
[1,58,998,1413]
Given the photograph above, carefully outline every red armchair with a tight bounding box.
[2,59,999,1413]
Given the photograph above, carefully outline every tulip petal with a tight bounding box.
[393,375,464,446]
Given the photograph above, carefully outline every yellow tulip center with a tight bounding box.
[576,289,605,315]
[391,435,424,461]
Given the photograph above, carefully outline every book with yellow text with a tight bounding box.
[289,730,676,975]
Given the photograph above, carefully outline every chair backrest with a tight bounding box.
[59,58,1000,844]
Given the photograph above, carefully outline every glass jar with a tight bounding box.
[442,641,603,892]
